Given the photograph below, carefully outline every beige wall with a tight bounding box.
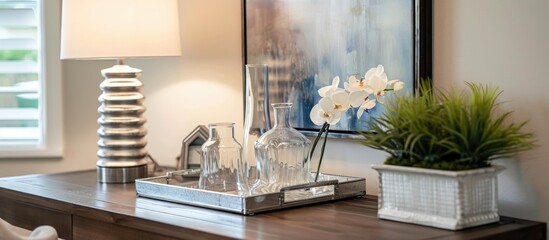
[1,0,548,226]
[433,0,549,221]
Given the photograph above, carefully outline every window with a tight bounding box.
[0,0,62,158]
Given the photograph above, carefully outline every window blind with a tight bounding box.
[0,0,40,143]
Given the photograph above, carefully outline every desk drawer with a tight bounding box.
[0,190,72,239]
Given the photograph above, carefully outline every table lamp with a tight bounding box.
[60,0,181,183]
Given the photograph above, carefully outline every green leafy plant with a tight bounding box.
[360,82,535,170]
[0,50,37,61]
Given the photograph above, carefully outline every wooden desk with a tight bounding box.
[0,170,545,239]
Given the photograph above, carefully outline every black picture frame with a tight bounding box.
[243,0,432,137]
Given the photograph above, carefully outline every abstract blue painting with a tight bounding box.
[245,0,423,135]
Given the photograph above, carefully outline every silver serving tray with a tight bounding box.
[135,169,366,215]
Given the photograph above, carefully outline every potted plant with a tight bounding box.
[362,82,535,230]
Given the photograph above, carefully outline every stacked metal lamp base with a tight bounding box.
[96,64,148,183]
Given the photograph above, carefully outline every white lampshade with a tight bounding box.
[60,0,181,59]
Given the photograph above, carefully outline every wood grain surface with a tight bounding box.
[0,170,545,239]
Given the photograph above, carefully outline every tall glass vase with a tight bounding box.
[254,103,312,192]
[199,123,247,195]
[243,64,271,190]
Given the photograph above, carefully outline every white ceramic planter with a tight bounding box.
[372,164,505,230]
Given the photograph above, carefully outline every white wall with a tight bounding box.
[0,0,548,226]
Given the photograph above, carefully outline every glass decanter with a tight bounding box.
[254,103,312,192]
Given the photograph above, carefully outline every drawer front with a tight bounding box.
[0,196,72,239]
[73,215,180,240]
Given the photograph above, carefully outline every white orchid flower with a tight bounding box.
[310,89,349,125]
[364,64,387,81]
[349,91,377,118]
[357,99,377,118]
[311,64,400,122]
[363,65,404,104]
[349,91,368,108]
[344,75,371,93]
[363,65,388,102]
[318,76,340,97]
[320,89,350,113]
[388,79,405,91]
[310,104,342,125]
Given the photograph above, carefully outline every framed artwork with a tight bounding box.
[178,125,208,170]
[244,0,432,137]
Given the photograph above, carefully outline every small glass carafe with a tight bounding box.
[199,123,247,195]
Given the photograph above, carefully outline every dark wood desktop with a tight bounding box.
[0,170,545,239]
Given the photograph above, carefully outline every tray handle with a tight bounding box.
[166,169,201,178]
[280,179,339,191]
[280,180,339,204]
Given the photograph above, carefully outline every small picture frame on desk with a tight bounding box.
[178,125,208,170]
[186,145,202,169]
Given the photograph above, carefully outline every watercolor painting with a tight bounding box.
[245,0,428,135]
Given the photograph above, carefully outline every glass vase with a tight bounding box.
[199,123,247,195]
[243,64,271,191]
[254,103,312,192]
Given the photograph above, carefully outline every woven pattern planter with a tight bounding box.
[372,164,505,230]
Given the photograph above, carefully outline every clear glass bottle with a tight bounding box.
[254,103,312,192]
[243,64,271,191]
[199,123,247,195]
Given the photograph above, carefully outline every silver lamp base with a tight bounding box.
[97,165,148,183]
[96,62,149,183]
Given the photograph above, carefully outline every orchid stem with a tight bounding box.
[308,123,329,164]
[314,123,330,182]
